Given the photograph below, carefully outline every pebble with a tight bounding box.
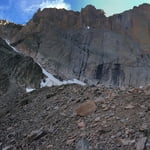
[95,117,100,122]
[125,104,135,109]
[77,121,85,129]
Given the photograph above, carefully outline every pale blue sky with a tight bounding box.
[0,0,149,24]
[88,0,150,16]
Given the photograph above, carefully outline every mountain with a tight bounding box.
[0,37,85,94]
[0,4,150,150]
[1,3,148,88]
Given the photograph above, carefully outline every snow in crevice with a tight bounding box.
[5,39,19,53]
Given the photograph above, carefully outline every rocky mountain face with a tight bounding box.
[0,37,44,96]
[1,4,150,87]
[0,37,45,124]
[0,20,22,41]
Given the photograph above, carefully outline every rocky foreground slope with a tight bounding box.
[0,84,150,150]
[1,3,149,87]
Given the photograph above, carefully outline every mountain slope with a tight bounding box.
[0,37,44,95]
[1,4,150,87]
[0,84,150,150]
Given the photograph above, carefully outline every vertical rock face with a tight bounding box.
[1,4,150,87]
[0,38,44,95]
[109,4,150,54]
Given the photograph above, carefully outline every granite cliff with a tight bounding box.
[1,4,150,87]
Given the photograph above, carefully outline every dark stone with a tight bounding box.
[96,64,103,80]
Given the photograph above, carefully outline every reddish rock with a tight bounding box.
[76,100,97,117]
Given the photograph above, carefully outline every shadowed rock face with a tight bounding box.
[0,38,44,95]
[1,4,150,87]
[0,20,22,41]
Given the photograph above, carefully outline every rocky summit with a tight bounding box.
[0,3,150,150]
[0,4,149,87]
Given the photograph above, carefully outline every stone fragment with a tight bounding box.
[119,139,135,146]
[139,124,148,132]
[125,104,135,109]
[75,137,89,150]
[76,100,97,116]
[144,86,150,96]
[136,137,147,150]
[77,121,85,128]
[27,129,47,143]
[47,145,53,148]
[95,117,100,122]
[66,138,75,145]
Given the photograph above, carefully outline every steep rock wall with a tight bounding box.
[2,4,150,87]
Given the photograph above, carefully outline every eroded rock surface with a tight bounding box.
[0,4,150,88]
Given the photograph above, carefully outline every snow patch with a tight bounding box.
[87,26,90,30]
[40,66,86,88]
[62,79,86,86]
[40,67,62,87]
[26,88,35,93]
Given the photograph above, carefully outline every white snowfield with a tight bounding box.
[40,67,85,88]
[5,39,86,92]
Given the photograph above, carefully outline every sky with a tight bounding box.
[0,0,149,24]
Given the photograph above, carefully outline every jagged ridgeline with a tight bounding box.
[0,4,150,87]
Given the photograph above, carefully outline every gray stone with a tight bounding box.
[75,137,89,150]
[136,137,147,150]
[27,129,47,143]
